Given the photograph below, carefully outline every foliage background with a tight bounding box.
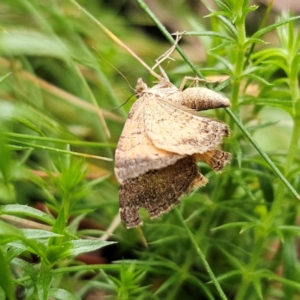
[0,0,300,299]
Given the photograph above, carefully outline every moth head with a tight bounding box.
[135,78,148,95]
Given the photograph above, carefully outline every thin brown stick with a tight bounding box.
[69,0,163,81]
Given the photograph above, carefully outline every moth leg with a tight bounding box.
[151,33,182,71]
[179,76,223,91]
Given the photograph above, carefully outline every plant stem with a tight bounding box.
[175,209,228,300]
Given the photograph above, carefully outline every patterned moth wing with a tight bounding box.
[119,155,208,228]
[115,79,230,182]
[115,78,231,227]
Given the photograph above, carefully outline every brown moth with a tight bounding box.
[115,77,231,228]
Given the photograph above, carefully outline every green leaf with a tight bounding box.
[0,220,48,259]
[212,0,231,13]
[12,257,38,283]
[252,16,300,39]
[61,240,116,257]
[253,277,263,300]
[0,247,15,300]
[210,40,235,51]
[278,225,300,234]
[244,37,268,47]
[47,240,116,261]
[49,288,81,300]
[240,73,272,86]
[214,270,242,283]
[21,229,61,239]
[217,15,238,37]
[37,262,52,300]
[183,31,234,42]
[211,222,249,231]
[0,72,11,83]
[0,204,55,225]
[239,97,296,114]
[0,30,70,62]
[13,117,44,136]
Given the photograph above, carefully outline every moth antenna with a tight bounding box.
[93,47,135,91]
[111,94,135,111]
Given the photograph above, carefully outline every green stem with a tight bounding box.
[135,0,204,79]
[226,108,300,200]
[230,15,246,116]
[166,248,194,300]
[37,260,52,300]
[175,209,228,300]
[234,235,265,299]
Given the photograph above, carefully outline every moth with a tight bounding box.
[115,77,231,228]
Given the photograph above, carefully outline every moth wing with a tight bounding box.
[194,150,231,172]
[144,97,230,155]
[119,156,208,228]
[114,97,183,183]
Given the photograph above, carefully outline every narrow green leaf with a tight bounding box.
[217,15,238,37]
[0,72,11,83]
[214,270,241,283]
[183,31,234,42]
[0,204,55,225]
[65,240,116,256]
[241,73,272,86]
[0,30,70,62]
[49,288,81,300]
[253,277,263,300]
[252,16,300,39]
[210,41,235,51]
[211,222,249,231]
[59,240,116,259]
[21,229,61,239]
[12,257,38,283]
[0,247,15,300]
[244,37,268,47]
